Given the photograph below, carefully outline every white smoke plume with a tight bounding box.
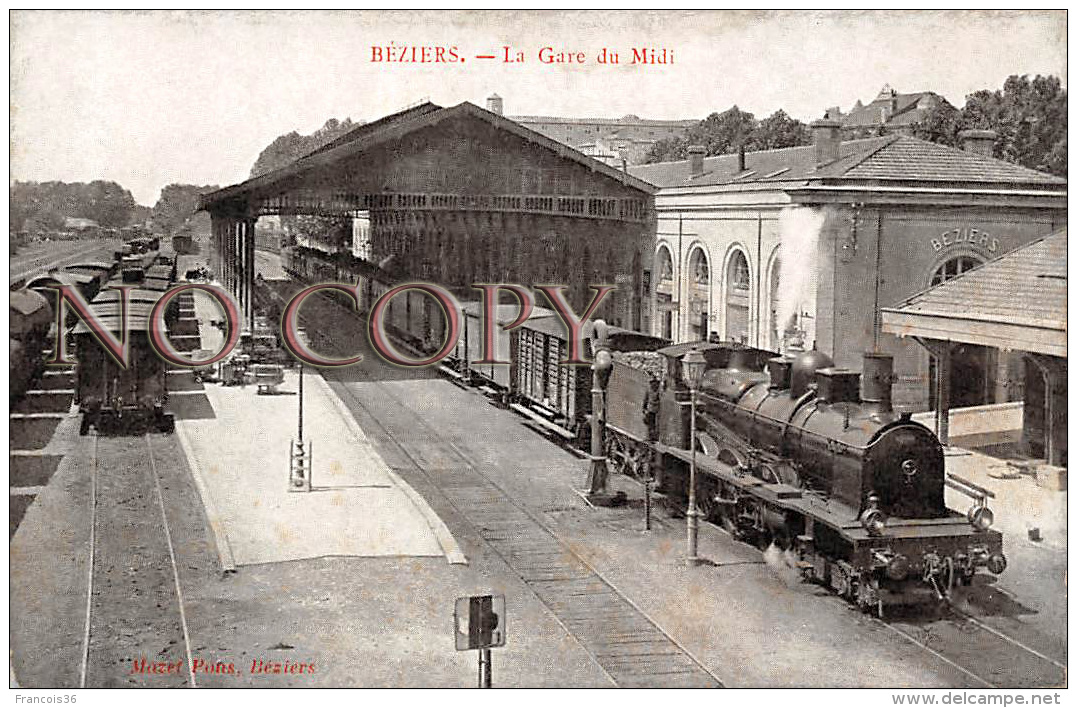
[762,542,803,587]
[776,207,825,350]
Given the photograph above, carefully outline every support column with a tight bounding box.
[238,220,248,327]
[936,345,952,446]
[1025,354,1067,467]
[210,215,220,280]
[231,220,240,300]
[913,337,954,447]
[245,217,257,332]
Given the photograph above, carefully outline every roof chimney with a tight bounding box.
[811,119,842,166]
[688,145,706,177]
[486,93,503,116]
[737,144,746,172]
[958,129,997,158]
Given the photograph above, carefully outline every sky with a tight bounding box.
[10,10,1067,206]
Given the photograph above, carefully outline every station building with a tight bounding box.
[629,122,1067,412]
[200,101,657,333]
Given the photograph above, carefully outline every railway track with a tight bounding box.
[649,469,1067,688]
[327,369,722,687]
[877,602,1066,689]
[79,433,196,688]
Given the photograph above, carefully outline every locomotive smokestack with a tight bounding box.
[861,352,894,415]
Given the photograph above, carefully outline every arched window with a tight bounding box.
[931,255,982,286]
[729,251,750,290]
[689,248,709,286]
[687,247,710,341]
[657,246,674,282]
[725,249,751,343]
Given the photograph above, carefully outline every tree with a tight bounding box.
[152,184,218,235]
[644,136,688,164]
[913,101,962,147]
[9,180,139,232]
[924,74,1066,177]
[689,106,757,156]
[643,106,811,163]
[747,110,811,151]
[250,117,359,178]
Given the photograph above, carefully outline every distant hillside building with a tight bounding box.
[830,84,949,137]
[487,94,696,165]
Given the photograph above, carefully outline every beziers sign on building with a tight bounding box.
[930,227,1000,255]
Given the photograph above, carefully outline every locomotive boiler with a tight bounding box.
[606,343,1007,614]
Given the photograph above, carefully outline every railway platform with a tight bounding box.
[175,287,463,568]
[175,368,463,567]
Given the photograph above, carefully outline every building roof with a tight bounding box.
[510,114,697,128]
[841,88,942,129]
[202,101,656,210]
[628,134,1066,190]
[880,229,1067,357]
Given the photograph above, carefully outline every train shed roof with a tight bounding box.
[10,288,51,317]
[201,101,656,212]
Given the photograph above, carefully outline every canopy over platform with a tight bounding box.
[882,230,1067,465]
[881,229,1066,357]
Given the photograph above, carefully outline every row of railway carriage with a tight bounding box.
[9,237,180,433]
[281,245,1008,615]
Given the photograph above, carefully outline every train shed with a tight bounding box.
[199,101,658,333]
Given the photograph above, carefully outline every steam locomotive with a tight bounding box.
[604,341,1007,614]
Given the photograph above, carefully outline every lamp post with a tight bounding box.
[289,356,311,492]
[681,347,707,564]
[587,320,614,498]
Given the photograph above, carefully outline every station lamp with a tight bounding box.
[681,346,707,563]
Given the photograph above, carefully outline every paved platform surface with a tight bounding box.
[178,372,453,566]
[176,287,460,567]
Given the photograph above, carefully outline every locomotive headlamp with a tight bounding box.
[967,505,994,531]
[987,553,1008,575]
[681,347,707,390]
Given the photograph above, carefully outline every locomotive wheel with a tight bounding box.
[855,575,877,611]
[717,509,740,539]
[831,563,853,599]
[758,464,781,485]
[940,556,956,596]
[856,575,884,618]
